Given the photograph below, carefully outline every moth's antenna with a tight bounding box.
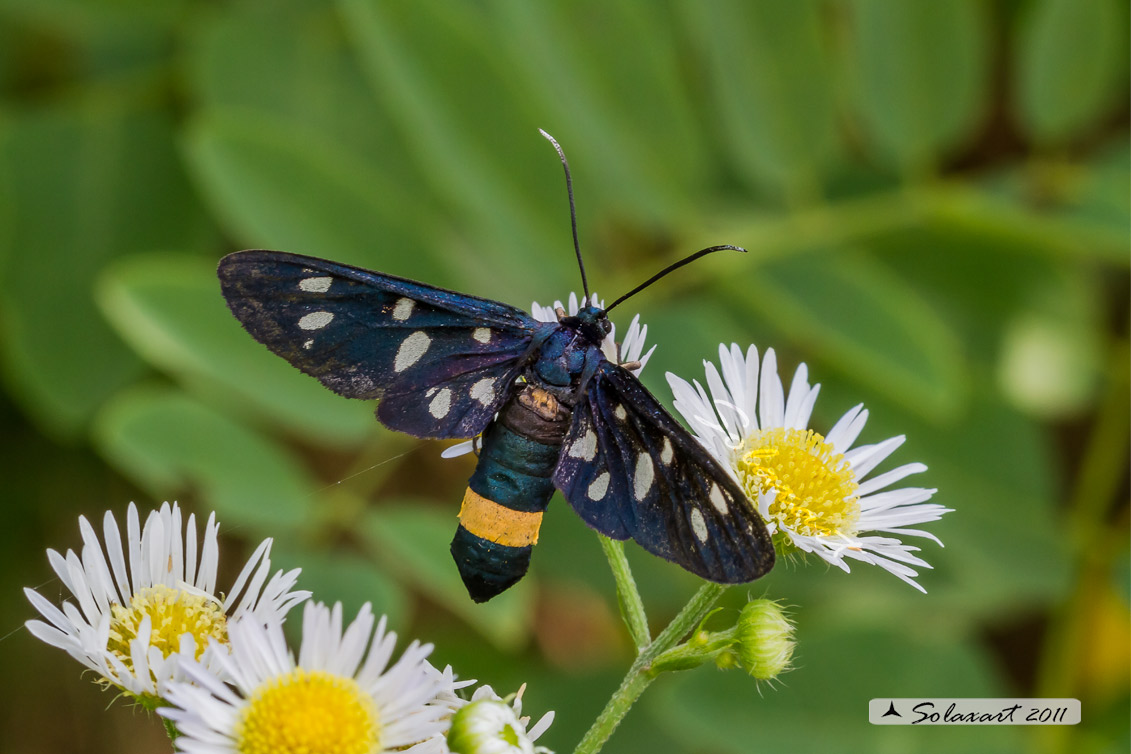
[605,245,746,313]
[539,129,589,301]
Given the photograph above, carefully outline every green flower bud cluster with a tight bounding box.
[650,599,794,682]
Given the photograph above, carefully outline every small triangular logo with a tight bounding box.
[882,701,901,718]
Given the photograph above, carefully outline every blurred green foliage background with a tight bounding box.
[1,1,1127,752]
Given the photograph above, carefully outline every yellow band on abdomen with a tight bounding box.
[458,488,543,547]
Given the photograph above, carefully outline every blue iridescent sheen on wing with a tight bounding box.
[555,361,775,583]
[218,250,545,438]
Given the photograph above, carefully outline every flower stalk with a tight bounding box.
[573,577,728,754]
[598,536,651,651]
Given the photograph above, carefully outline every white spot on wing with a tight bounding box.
[588,472,610,501]
[392,297,414,321]
[615,405,627,421]
[568,429,598,461]
[633,453,654,501]
[690,508,708,543]
[473,327,491,344]
[709,483,729,514]
[303,339,314,350]
[298,311,334,330]
[394,331,431,372]
[299,276,332,293]
[661,437,674,465]
[470,378,495,406]
[429,387,452,418]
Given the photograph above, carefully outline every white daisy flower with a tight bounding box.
[446,684,555,754]
[666,344,951,592]
[24,502,309,703]
[160,601,460,753]
[441,292,654,459]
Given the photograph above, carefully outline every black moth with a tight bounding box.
[218,132,774,602]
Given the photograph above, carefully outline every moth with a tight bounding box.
[218,132,774,602]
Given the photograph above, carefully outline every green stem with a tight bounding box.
[697,181,1128,271]
[572,657,656,754]
[162,716,179,743]
[599,536,650,650]
[573,582,729,754]
[648,582,727,657]
[650,626,736,673]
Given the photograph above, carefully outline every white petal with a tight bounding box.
[855,462,928,496]
[168,503,185,584]
[758,348,785,429]
[825,404,868,453]
[845,435,906,478]
[126,503,144,596]
[442,439,476,458]
[635,343,657,374]
[705,360,741,439]
[184,511,198,587]
[197,512,220,594]
[102,509,131,602]
[224,538,272,614]
[782,363,814,429]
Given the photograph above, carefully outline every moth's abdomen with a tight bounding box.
[451,386,570,602]
[457,487,545,546]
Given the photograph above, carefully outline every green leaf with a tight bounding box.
[902,388,1070,612]
[868,221,1106,362]
[0,0,187,32]
[96,252,375,446]
[277,547,407,627]
[655,626,1019,754]
[363,502,534,649]
[928,177,1131,267]
[1069,140,1131,239]
[93,385,316,533]
[337,0,577,292]
[183,108,449,282]
[491,0,708,219]
[846,0,990,175]
[677,0,837,201]
[185,2,422,187]
[0,105,212,437]
[726,247,967,421]
[1015,0,1126,145]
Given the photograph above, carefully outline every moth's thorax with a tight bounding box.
[532,318,604,389]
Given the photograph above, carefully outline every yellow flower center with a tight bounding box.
[734,427,860,538]
[237,669,381,754]
[107,584,228,668]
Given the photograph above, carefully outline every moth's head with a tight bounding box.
[564,305,612,344]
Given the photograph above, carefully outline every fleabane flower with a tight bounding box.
[442,292,654,459]
[24,502,309,704]
[666,344,951,592]
[447,684,555,754]
[160,601,460,754]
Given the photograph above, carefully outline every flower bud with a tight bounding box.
[734,599,794,680]
[448,698,548,754]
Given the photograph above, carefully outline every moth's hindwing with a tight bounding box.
[218,250,546,438]
[554,361,775,583]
